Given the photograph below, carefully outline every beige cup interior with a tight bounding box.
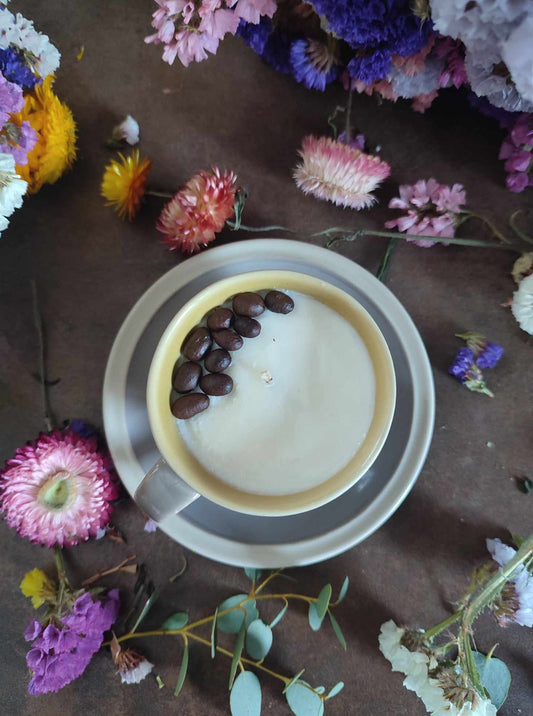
[147,270,396,516]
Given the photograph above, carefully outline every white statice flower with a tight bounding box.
[111,115,140,146]
[389,57,444,99]
[114,646,154,684]
[511,274,533,335]
[502,17,533,106]
[487,537,533,625]
[119,655,154,684]
[0,7,60,78]
[0,153,27,236]
[379,621,496,715]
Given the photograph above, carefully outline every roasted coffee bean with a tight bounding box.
[200,373,233,396]
[204,348,231,373]
[234,315,261,338]
[232,292,265,317]
[213,329,243,351]
[181,327,211,361]
[265,290,294,314]
[207,307,234,331]
[173,361,202,393]
[171,393,209,419]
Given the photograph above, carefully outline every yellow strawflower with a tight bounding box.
[101,150,152,220]
[20,568,56,609]
[13,76,77,194]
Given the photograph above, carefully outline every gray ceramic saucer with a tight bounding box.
[103,239,435,567]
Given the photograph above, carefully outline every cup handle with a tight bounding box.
[134,457,199,523]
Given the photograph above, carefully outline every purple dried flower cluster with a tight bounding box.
[449,333,504,397]
[499,114,533,193]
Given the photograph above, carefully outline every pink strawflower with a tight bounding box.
[157,167,237,253]
[293,135,391,210]
[0,428,119,548]
[385,178,466,247]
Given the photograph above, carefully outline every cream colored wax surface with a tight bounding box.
[178,292,376,496]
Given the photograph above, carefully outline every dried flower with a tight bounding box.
[0,152,27,235]
[101,150,151,220]
[12,76,77,193]
[511,273,533,334]
[157,167,237,254]
[486,538,533,627]
[111,636,154,685]
[449,333,503,397]
[143,518,157,533]
[289,38,338,92]
[110,114,140,146]
[385,178,466,246]
[0,428,119,548]
[25,590,120,694]
[499,114,533,194]
[20,569,56,609]
[293,135,391,210]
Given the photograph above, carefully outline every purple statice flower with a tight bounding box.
[477,342,504,369]
[0,47,40,89]
[0,70,24,126]
[449,347,475,381]
[499,113,533,193]
[69,420,98,439]
[236,17,271,55]
[25,590,120,695]
[143,518,157,533]
[435,37,467,90]
[338,131,366,151]
[261,27,292,74]
[0,120,37,166]
[347,49,391,84]
[290,38,338,91]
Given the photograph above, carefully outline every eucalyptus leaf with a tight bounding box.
[308,602,324,632]
[211,608,218,659]
[230,671,262,716]
[218,595,258,634]
[329,612,347,650]
[472,652,511,709]
[244,568,263,582]
[327,682,344,699]
[174,641,189,696]
[160,612,188,631]
[131,587,160,633]
[315,584,332,619]
[270,601,288,629]
[337,577,349,603]
[315,686,325,694]
[285,681,324,716]
[229,622,247,690]
[282,669,306,695]
[245,619,273,661]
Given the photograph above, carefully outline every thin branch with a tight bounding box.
[82,555,137,586]
[31,281,54,432]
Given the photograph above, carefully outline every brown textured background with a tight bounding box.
[1,1,532,714]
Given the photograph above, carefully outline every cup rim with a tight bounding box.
[147,269,396,516]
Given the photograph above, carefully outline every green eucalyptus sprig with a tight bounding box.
[110,568,349,716]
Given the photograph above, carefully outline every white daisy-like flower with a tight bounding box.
[502,16,533,106]
[487,537,533,626]
[111,115,140,146]
[0,153,27,236]
[511,274,533,335]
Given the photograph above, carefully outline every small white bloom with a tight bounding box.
[0,153,27,236]
[486,537,518,567]
[120,656,154,684]
[486,537,533,627]
[512,274,533,335]
[112,115,140,146]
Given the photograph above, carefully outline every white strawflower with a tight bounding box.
[0,153,27,236]
[502,16,533,105]
[511,274,533,335]
[111,115,140,146]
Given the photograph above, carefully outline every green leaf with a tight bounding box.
[131,587,160,633]
[282,669,306,695]
[218,595,258,634]
[315,585,332,619]
[326,682,344,699]
[211,608,218,659]
[174,641,189,697]
[308,602,324,632]
[160,612,188,631]
[329,612,347,650]
[315,687,325,695]
[229,622,246,690]
[270,601,288,629]
[472,652,511,709]
[245,619,273,661]
[285,681,324,716]
[230,671,262,716]
[244,568,263,582]
[337,577,349,603]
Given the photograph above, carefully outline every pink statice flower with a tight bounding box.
[499,113,533,193]
[145,0,274,67]
[25,590,120,694]
[0,428,119,547]
[385,178,466,247]
[157,167,238,253]
[293,135,391,210]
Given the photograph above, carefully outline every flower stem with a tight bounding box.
[146,189,173,199]
[31,281,54,433]
[376,237,397,282]
[424,610,463,641]
[344,86,353,144]
[81,555,137,587]
[225,221,296,234]
[325,227,523,250]
[461,211,511,244]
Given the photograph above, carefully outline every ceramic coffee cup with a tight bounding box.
[134,270,396,522]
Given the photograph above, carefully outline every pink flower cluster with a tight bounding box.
[385,178,466,247]
[145,0,276,67]
[499,113,533,193]
[435,37,467,90]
